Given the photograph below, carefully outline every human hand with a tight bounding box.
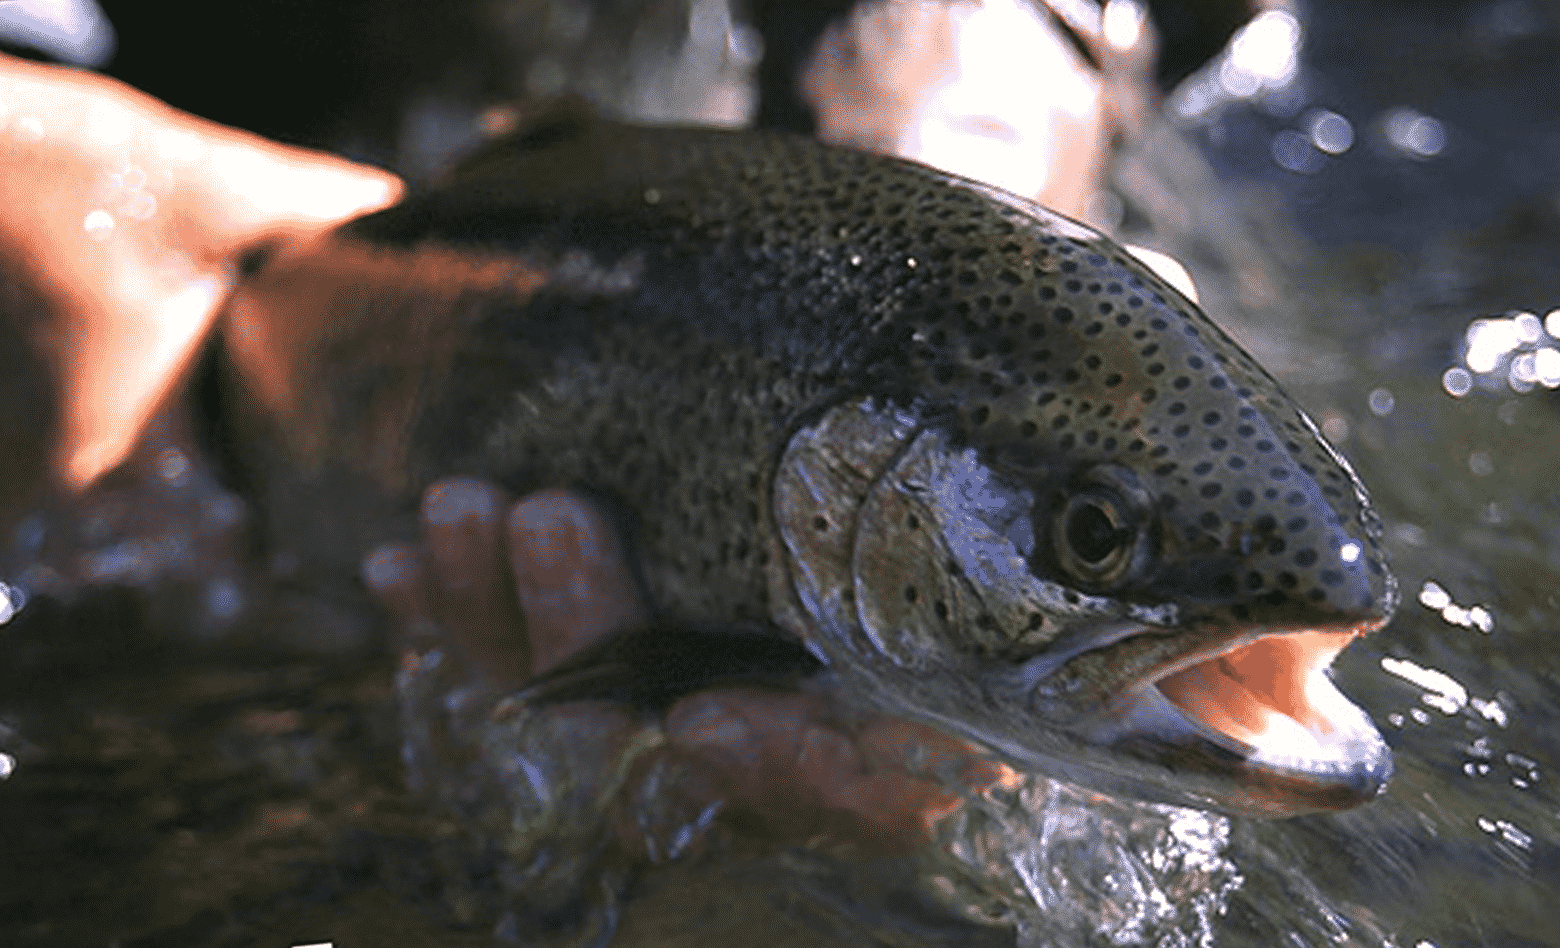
[363,478,1013,850]
[0,52,402,494]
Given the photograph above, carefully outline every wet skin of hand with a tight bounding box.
[0,51,401,493]
[364,479,1015,849]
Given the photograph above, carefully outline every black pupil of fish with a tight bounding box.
[1067,501,1122,565]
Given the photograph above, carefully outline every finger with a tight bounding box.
[505,490,645,675]
[666,688,973,846]
[361,542,440,648]
[794,719,967,842]
[814,764,967,842]
[664,688,822,839]
[180,129,401,250]
[421,478,531,688]
[665,688,823,790]
[854,715,1013,792]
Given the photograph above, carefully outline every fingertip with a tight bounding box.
[362,541,439,645]
[423,476,507,528]
[506,488,619,573]
[422,479,509,595]
[362,543,421,596]
[506,490,644,669]
[417,477,531,685]
[203,133,404,233]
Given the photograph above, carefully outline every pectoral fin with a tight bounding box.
[512,623,822,712]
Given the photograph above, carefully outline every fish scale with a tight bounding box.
[225,112,1396,814]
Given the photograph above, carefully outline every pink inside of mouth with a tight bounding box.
[1154,631,1361,748]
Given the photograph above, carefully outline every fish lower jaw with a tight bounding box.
[1100,630,1392,810]
[1154,631,1360,760]
[1147,661,1380,773]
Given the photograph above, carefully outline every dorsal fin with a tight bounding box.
[442,97,601,183]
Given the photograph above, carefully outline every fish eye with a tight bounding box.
[1065,498,1125,565]
[1051,466,1155,590]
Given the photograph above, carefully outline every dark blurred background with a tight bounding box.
[2,0,1257,159]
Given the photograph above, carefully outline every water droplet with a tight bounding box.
[1497,819,1532,849]
[1471,696,1508,726]
[1441,367,1472,397]
[0,580,21,624]
[1367,387,1395,415]
[1533,347,1560,387]
[1224,10,1301,94]
[206,578,243,621]
[157,447,189,482]
[1103,0,1146,50]
[1418,580,1451,610]
[1507,357,1535,392]
[1513,311,1542,343]
[1468,451,1493,476]
[1465,316,1519,372]
[124,190,157,221]
[83,209,114,240]
[119,164,147,192]
[1382,656,1467,710]
[1393,522,1428,546]
[0,752,13,780]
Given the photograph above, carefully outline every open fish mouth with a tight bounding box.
[1103,625,1393,814]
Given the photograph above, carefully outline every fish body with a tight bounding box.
[223,114,1396,815]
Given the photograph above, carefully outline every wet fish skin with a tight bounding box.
[224,114,1396,815]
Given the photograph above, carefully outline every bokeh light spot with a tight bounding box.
[1383,107,1446,158]
[1305,109,1353,154]
[1367,388,1395,416]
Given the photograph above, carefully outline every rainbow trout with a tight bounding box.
[222,113,1396,816]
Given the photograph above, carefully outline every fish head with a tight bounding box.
[778,191,1395,816]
